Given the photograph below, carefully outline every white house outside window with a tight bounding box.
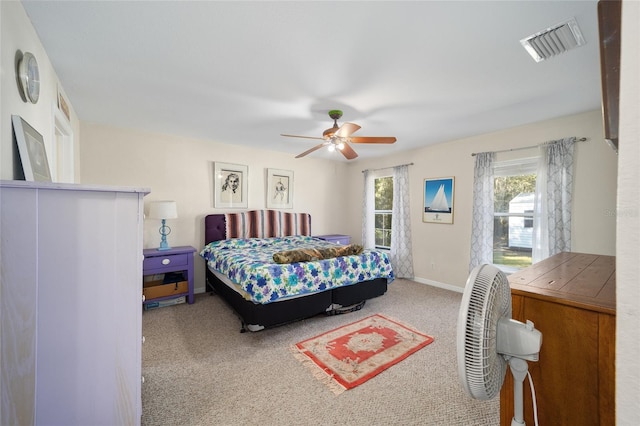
[493,157,538,270]
[374,176,393,249]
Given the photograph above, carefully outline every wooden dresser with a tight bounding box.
[500,252,616,426]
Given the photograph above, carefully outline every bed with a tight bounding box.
[202,210,394,332]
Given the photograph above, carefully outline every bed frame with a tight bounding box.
[204,212,388,332]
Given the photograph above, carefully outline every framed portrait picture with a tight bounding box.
[12,115,52,182]
[266,168,293,209]
[423,176,455,224]
[214,162,248,208]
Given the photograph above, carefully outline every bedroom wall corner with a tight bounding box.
[0,1,80,182]
[344,110,617,291]
[78,121,350,294]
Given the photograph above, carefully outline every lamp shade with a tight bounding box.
[148,201,178,220]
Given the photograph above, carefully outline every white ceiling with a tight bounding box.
[22,0,602,162]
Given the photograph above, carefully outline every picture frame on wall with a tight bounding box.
[57,87,71,122]
[12,115,52,182]
[214,162,248,208]
[423,176,455,224]
[266,168,293,209]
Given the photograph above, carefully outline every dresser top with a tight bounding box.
[0,180,150,194]
[508,252,616,315]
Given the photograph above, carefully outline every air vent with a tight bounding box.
[521,18,586,62]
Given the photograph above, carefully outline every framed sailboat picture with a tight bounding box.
[423,177,455,224]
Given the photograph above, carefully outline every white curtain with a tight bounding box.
[532,137,576,263]
[469,152,495,271]
[390,165,414,278]
[361,170,375,249]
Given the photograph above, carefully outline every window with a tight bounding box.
[524,210,534,228]
[493,158,537,269]
[374,176,393,249]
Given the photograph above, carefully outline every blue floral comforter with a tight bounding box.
[200,236,394,304]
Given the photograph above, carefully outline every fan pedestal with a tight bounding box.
[457,265,542,426]
[509,357,529,426]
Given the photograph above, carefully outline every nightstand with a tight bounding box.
[143,246,195,305]
[314,234,351,245]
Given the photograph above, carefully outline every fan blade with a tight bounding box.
[281,134,325,140]
[339,142,359,160]
[334,122,361,138]
[349,136,397,144]
[295,142,330,158]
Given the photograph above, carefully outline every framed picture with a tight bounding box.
[214,162,248,208]
[12,115,52,182]
[57,88,71,122]
[423,176,455,224]
[266,168,293,209]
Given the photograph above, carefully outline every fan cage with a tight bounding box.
[461,265,511,400]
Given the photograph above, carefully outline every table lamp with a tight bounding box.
[148,201,178,251]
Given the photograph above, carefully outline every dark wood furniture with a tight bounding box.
[598,0,621,152]
[500,252,616,426]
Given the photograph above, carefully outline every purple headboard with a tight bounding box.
[204,214,227,244]
[204,210,312,246]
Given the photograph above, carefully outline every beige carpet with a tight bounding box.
[141,279,500,425]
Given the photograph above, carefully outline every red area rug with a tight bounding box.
[291,314,434,394]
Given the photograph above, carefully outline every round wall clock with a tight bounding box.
[18,52,40,104]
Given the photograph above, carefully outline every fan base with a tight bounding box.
[328,109,343,120]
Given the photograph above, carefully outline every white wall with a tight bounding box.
[343,110,618,290]
[81,110,618,295]
[0,1,80,181]
[616,0,639,423]
[79,121,350,293]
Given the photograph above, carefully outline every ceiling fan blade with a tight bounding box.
[339,142,359,160]
[281,134,325,140]
[349,136,397,144]
[334,122,361,138]
[295,142,330,158]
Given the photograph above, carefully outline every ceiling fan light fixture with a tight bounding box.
[282,109,396,160]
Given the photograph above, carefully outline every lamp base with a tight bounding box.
[158,220,172,251]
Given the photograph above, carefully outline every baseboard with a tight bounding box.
[411,276,464,293]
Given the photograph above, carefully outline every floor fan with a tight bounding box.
[457,264,543,426]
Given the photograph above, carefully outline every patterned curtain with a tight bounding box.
[390,165,414,278]
[469,152,495,271]
[361,170,375,248]
[532,137,575,263]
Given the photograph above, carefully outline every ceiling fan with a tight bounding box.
[281,110,397,160]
